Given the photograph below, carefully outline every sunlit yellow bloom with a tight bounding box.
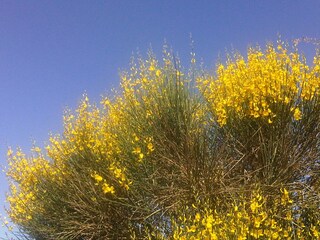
[271,231,279,239]
[202,214,214,230]
[293,108,302,120]
[187,225,196,233]
[91,172,103,183]
[147,142,154,152]
[7,148,13,157]
[132,147,141,154]
[311,225,319,238]
[102,183,115,194]
[195,212,201,222]
[149,65,155,71]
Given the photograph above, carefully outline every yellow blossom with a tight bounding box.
[102,183,115,194]
[132,147,141,154]
[91,172,103,183]
[7,148,13,157]
[293,108,302,120]
[147,142,154,152]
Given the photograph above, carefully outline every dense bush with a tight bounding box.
[6,41,320,239]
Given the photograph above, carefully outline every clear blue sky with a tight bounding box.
[1,0,320,238]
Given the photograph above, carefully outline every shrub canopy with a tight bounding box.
[6,41,320,239]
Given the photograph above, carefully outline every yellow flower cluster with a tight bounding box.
[172,188,319,239]
[198,43,320,125]
[6,147,53,224]
[131,134,155,162]
[91,171,115,194]
[7,42,319,238]
[48,96,133,190]
[6,95,134,225]
[7,69,162,225]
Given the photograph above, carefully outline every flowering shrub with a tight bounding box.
[171,188,320,239]
[6,41,320,239]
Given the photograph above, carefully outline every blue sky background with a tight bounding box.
[1,0,320,238]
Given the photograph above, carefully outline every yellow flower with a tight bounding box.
[102,183,115,194]
[251,229,264,238]
[113,168,122,179]
[7,148,13,157]
[250,201,261,213]
[237,236,247,240]
[176,70,183,77]
[147,142,154,152]
[293,108,302,120]
[32,147,41,153]
[311,225,319,238]
[253,112,260,118]
[132,147,141,154]
[187,225,196,233]
[149,64,155,71]
[202,214,214,230]
[195,212,201,222]
[91,172,103,183]
[262,109,270,116]
[281,188,293,205]
[271,231,279,239]
[253,216,264,228]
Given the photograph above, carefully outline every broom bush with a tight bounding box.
[6,41,320,239]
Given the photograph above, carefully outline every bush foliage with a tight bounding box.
[6,41,320,239]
